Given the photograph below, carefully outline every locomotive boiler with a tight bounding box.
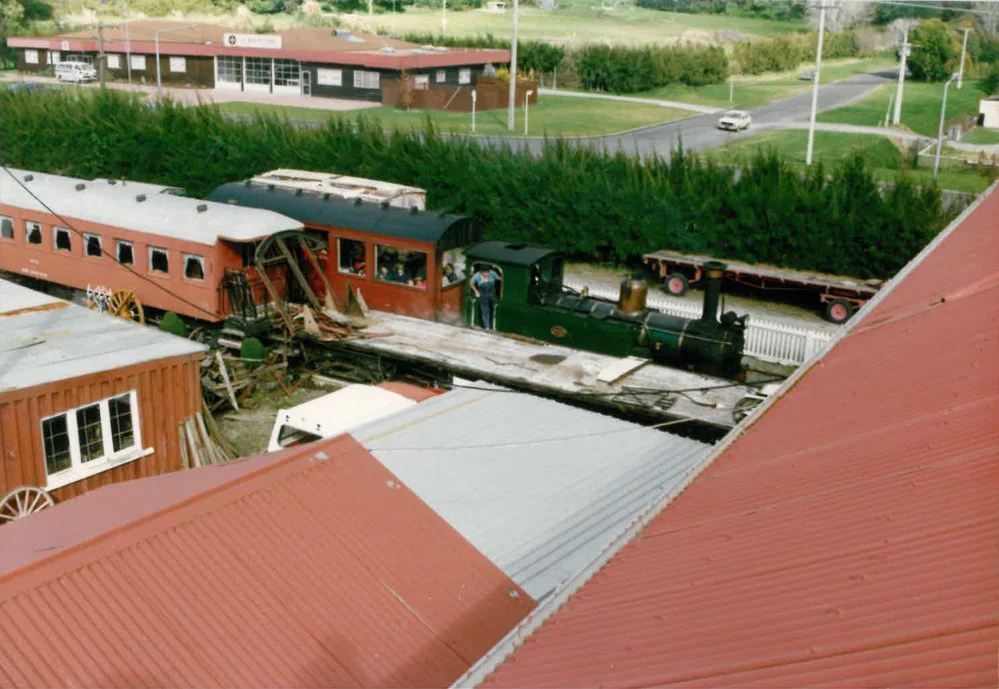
[464,242,748,379]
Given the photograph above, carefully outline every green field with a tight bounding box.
[961,127,999,145]
[216,94,690,137]
[708,129,993,193]
[634,55,896,109]
[818,80,985,137]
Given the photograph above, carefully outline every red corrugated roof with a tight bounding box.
[0,435,536,688]
[480,185,999,689]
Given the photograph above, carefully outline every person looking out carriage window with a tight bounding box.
[378,265,390,281]
[391,263,412,285]
[470,266,500,330]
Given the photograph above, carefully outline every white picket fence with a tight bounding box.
[562,280,834,366]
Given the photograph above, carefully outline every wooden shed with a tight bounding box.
[0,278,207,508]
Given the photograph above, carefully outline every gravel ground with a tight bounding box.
[216,382,333,458]
[565,262,846,334]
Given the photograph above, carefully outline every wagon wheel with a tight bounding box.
[108,289,146,324]
[0,486,54,524]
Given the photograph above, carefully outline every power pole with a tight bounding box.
[507,0,519,131]
[893,25,911,125]
[805,2,827,167]
[442,0,447,34]
[957,27,969,89]
[97,22,106,88]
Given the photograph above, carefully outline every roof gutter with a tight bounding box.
[451,179,999,689]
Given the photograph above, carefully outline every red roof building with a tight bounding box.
[0,435,535,688]
[470,183,999,688]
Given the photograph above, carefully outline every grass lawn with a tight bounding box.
[634,55,896,109]
[818,80,986,137]
[707,129,993,193]
[216,95,691,137]
[961,127,999,145]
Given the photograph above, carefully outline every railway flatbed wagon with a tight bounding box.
[643,249,884,324]
[0,169,323,332]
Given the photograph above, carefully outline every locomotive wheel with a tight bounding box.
[665,273,689,297]
[108,289,146,324]
[825,298,852,324]
[0,486,54,524]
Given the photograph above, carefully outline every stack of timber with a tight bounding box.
[177,405,237,468]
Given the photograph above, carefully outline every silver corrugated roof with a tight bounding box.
[352,385,710,601]
[0,168,303,246]
[0,279,207,393]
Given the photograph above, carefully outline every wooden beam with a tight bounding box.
[298,236,344,312]
[274,237,321,309]
[253,267,297,334]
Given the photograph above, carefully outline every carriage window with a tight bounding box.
[0,216,13,239]
[42,415,72,475]
[441,248,466,288]
[26,221,42,244]
[54,227,72,251]
[337,238,366,276]
[183,254,205,281]
[84,233,102,258]
[150,247,169,273]
[376,245,428,290]
[117,240,134,265]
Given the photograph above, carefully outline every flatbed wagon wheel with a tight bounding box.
[825,298,853,324]
[665,272,689,297]
[108,289,145,324]
[0,486,54,524]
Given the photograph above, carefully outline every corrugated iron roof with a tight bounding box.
[0,435,536,688]
[0,168,303,246]
[352,386,711,602]
[473,184,999,688]
[0,279,206,394]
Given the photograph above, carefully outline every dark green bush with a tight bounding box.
[0,90,950,279]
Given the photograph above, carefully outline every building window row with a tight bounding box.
[42,391,144,488]
[3,215,205,281]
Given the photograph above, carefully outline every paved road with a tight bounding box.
[538,87,722,114]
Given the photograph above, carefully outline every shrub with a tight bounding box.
[907,19,958,82]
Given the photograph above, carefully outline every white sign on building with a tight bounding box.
[222,33,283,50]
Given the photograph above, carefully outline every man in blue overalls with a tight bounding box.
[470,266,500,330]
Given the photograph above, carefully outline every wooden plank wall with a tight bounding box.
[0,353,204,503]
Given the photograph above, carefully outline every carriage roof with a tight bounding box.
[0,169,304,247]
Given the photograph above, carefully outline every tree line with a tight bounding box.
[0,90,953,280]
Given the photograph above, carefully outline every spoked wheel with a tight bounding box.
[108,289,145,324]
[0,486,54,524]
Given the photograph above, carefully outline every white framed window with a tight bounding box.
[41,391,149,490]
[183,253,205,281]
[46,50,60,65]
[245,56,271,85]
[24,50,39,65]
[169,56,186,73]
[0,215,13,240]
[149,246,169,273]
[317,68,342,86]
[107,54,121,69]
[216,55,242,84]
[436,69,446,83]
[84,233,102,258]
[353,70,380,89]
[414,74,429,91]
[54,226,71,251]
[459,68,472,85]
[25,221,42,245]
[116,239,134,265]
[130,54,146,71]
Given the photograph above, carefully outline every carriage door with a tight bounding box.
[301,70,311,96]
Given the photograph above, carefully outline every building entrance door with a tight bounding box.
[301,70,311,96]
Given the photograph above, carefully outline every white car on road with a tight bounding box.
[717,110,752,132]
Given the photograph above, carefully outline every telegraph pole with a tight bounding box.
[97,22,106,88]
[805,2,828,167]
[507,0,519,131]
[957,27,969,89]
[893,25,911,125]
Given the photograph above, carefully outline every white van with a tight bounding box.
[55,61,97,84]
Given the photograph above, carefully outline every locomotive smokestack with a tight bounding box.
[701,261,726,323]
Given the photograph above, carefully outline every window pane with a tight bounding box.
[1,217,13,239]
[130,55,146,71]
[317,68,342,86]
[337,238,366,276]
[76,404,104,463]
[117,241,134,265]
[25,50,39,64]
[107,54,121,69]
[169,56,186,73]
[184,255,204,280]
[42,415,71,475]
[109,394,135,452]
[245,57,271,85]
[85,234,102,257]
[55,228,71,251]
[376,246,427,289]
[436,69,446,82]
[459,68,471,85]
[217,55,242,83]
[26,222,42,244]
[274,59,299,86]
[150,248,168,273]
[441,248,467,288]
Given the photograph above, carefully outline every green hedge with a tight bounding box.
[0,90,950,279]
[577,43,729,91]
[733,30,860,75]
